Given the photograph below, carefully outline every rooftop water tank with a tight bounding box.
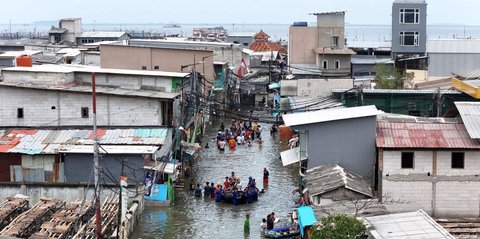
[16,55,32,67]
[292,22,308,27]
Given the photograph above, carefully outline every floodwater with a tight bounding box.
[132,119,300,239]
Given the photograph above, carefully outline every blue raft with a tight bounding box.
[264,227,300,238]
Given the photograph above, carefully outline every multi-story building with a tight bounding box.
[288,12,355,79]
[391,0,428,69]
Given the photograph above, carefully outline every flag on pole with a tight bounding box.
[237,58,250,78]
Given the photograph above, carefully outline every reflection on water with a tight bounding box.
[132,120,300,239]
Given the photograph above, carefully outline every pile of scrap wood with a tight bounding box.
[72,196,119,239]
[0,198,64,238]
[437,218,480,239]
[30,199,94,239]
[0,197,29,231]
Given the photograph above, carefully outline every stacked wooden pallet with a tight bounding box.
[0,197,29,231]
[72,196,119,239]
[0,198,64,238]
[437,218,480,239]
[30,200,94,239]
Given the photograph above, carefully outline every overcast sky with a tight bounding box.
[0,0,478,25]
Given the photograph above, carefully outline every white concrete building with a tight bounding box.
[1,64,188,93]
[376,113,480,217]
[0,81,179,127]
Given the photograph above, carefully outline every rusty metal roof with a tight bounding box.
[376,122,480,149]
[0,128,170,155]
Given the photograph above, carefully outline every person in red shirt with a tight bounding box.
[224,177,231,190]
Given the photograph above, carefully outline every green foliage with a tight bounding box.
[311,214,366,239]
[374,64,414,89]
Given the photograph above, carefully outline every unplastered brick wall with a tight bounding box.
[382,180,433,214]
[382,150,433,176]
[0,87,164,127]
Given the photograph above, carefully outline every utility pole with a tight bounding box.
[92,73,102,239]
[117,159,125,239]
[436,87,441,117]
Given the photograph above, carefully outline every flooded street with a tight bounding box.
[132,119,300,239]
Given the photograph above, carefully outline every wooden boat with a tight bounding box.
[264,227,300,238]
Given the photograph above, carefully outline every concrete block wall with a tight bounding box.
[436,151,480,176]
[383,150,433,176]
[382,150,480,217]
[435,181,480,217]
[75,72,173,92]
[382,180,433,214]
[0,87,164,127]
[2,71,67,85]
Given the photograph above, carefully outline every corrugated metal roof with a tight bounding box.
[0,128,170,155]
[59,145,159,154]
[365,210,455,239]
[78,31,128,38]
[427,39,480,53]
[455,102,480,139]
[331,88,463,94]
[283,105,382,127]
[376,122,480,149]
[288,96,343,113]
[306,163,372,198]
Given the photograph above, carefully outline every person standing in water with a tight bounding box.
[263,167,270,188]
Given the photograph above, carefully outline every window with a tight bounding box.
[400,8,420,24]
[141,66,147,70]
[400,32,419,46]
[335,60,340,70]
[17,108,24,119]
[81,107,89,118]
[81,39,87,44]
[233,41,240,44]
[243,42,249,47]
[401,152,414,169]
[333,36,339,47]
[154,66,159,70]
[322,60,328,69]
[88,39,94,43]
[451,152,465,169]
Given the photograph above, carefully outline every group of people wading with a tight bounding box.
[193,170,270,206]
[215,120,267,150]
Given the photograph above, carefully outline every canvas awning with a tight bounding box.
[144,162,176,174]
[281,147,300,166]
[297,206,318,237]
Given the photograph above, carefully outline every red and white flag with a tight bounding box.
[237,58,250,77]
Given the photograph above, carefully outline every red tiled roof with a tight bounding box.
[376,122,480,149]
[254,31,270,40]
[250,42,287,54]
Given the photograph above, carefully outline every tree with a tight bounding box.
[374,64,414,89]
[311,214,366,239]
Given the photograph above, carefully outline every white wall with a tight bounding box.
[382,150,480,217]
[296,78,353,97]
[0,87,165,127]
[382,150,433,175]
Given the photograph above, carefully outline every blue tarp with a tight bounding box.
[269,82,280,89]
[145,184,168,201]
[297,206,317,237]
